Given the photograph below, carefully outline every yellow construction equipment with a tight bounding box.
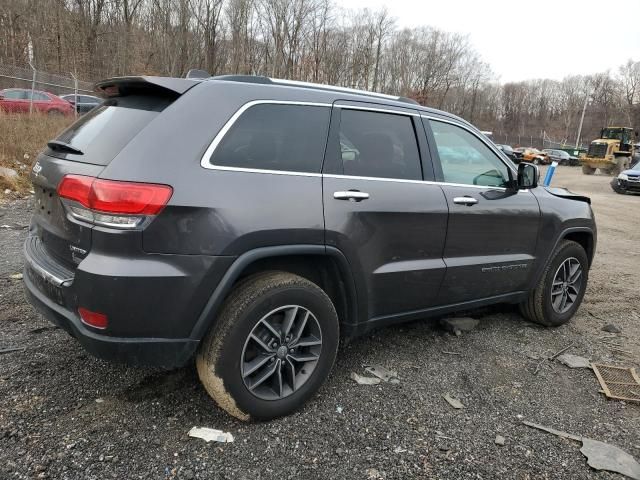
[580,127,637,175]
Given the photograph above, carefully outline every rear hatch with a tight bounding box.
[29,76,198,272]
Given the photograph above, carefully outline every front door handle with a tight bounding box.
[333,190,370,202]
[453,196,478,206]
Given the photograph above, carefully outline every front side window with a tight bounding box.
[210,104,330,173]
[429,120,511,188]
[336,109,422,180]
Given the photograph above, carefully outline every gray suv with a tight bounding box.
[23,75,596,420]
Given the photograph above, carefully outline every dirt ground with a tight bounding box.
[0,165,638,479]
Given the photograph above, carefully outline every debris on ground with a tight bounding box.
[442,394,464,409]
[581,439,640,480]
[0,224,28,230]
[592,364,640,403]
[557,353,591,369]
[336,405,343,414]
[601,324,622,334]
[534,343,574,374]
[0,346,25,355]
[0,167,18,179]
[364,365,399,383]
[523,420,640,479]
[525,422,640,478]
[441,351,462,356]
[522,421,582,441]
[440,317,479,336]
[366,467,383,479]
[29,326,59,334]
[8,273,23,280]
[350,372,381,385]
[187,427,234,443]
[494,435,505,446]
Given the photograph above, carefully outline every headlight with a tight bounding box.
[619,173,628,180]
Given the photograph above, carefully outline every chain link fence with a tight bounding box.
[0,63,94,116]
[492,131,586,153]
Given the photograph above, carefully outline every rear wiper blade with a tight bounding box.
[47,140,84,155]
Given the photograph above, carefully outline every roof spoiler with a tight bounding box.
[94,76,200,98]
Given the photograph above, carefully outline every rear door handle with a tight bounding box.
[453,196,478,206]
[334,191,370,202]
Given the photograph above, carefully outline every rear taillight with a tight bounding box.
[57,174,172,229]
[78,307,108,329]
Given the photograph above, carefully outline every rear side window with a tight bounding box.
[210,104,330,173]
[50,95,172,165]
[31,92,50,101]
[337,109,422,180]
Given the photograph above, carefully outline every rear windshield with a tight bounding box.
[48,95,172,165]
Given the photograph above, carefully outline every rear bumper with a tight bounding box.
[24,271,198,367]
[22,233,235,367]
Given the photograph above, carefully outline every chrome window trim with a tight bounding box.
[323,173,510,191]
[200,100,332,170]
[199,101,529,194]
[422,115,518,176]
[200,165,532,193]
[205,165,322,177]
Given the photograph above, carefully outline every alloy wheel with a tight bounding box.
[550,257,583,314]
[241,305,322,400]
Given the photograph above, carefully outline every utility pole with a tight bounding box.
[575,92,591,149]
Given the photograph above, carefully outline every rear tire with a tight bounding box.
[196,271,339,420]
[581,165,595,175]
[519,240,588,327]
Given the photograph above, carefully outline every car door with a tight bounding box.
[2,89,28,113]
[322,102,448,323]
[32,92,51,113]
[424,116,541,305]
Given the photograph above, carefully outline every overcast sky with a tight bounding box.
[340,0,640,83]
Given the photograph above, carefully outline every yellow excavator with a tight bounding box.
[580,127,637,175]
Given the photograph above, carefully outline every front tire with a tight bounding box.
[196,272,339,420]
[519,240,588,327]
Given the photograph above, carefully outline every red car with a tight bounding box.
[0,88,74,116]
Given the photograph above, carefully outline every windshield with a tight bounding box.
[601,128,630,142]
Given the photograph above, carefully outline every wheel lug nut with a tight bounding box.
[289,348,294,353]
[271,342,278,348]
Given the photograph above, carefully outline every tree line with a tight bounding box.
[1,0,639,146]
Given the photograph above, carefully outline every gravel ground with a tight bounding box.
[1,166,639,479]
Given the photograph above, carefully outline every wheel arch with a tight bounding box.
[529,227,595,290]
[189,245,359,341]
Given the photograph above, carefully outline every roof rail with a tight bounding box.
[211,74,272,84]
[208,75,419,106]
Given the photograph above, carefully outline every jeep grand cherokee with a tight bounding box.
[23,75,596,420]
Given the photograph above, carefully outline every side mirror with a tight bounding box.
[517,162,538,189]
